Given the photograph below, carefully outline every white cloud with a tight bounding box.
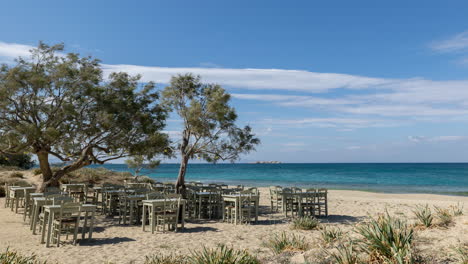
[262,117,405,129]
[408,135,467,143]
[431,30,468,53]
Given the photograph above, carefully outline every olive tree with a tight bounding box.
[125,155,161,181]
[0,42,170,191]
[162,74,260,194]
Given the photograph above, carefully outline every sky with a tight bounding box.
[1,0,468,163]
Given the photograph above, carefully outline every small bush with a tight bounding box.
[356,213,414,263]
[434,206,453,227]
[329,242,362,264]
[188,245,260,264]
[413,204,433,228]
[320,226,343,244]
[263,232,310,254]
[291,216,320,230]
[450,203,464,216]
[9,172,24,178]
[144,254,188,264]
[32,168,42,175]
[0,248,46,264]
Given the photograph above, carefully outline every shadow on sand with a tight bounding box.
[79,237,136,246]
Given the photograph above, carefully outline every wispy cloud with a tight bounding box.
[431,30,468,53]
[408,135,468,143]
[262,117,406,129]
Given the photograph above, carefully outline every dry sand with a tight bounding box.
[0,173,467,263]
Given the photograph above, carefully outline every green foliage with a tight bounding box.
[0,154,34,169]
[0,248,46,264]
[412,204,433,228]
[320,226,343,244]
[32,168,42,175]
[188,245,260,264]
[0,42,170,187]
[329,242,362,264]
[125,155,160,179]
[161,74,259,187]
[263,232,310,254]
[61,167,132,184]
[434,206,453,227]
[290,216,320,230]
[356,213,414,263]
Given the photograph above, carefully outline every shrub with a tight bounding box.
[449,203,464,216]
[0,154,35,169]
[320,226,343,244]
[356,213,414,263]
[263,232,309,254]
[413,204,433,228]
[0,248,46,264]
[434,206,453,227]
[32,168,42,175]
[329,242,362,264]
[291,216,320,230]
[188,245,260,264]
[144,254,188,264]
[9,172,24,178]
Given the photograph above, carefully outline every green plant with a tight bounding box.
[9,172,24,178]
[32,168,42,175]
[291,216,320,230]
[329,242,362,264]
[450,203,464,216]
[188,245,260,264]
[434,206,453,227]
[451,243,468,264]
[412,204,433,227]
[0,248,46,264]
[144,254,188,264]
[263,232,310,254]
[320,226,343,244]
[356,213,414,263]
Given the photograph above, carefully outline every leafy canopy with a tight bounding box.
[0,42,170,180]
[162,74,260,163]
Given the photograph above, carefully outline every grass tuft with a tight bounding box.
[188,245,260,264]
[449,203,464,216]
[329,242,362,264]
[434,206,453,227]
[263,232,310,255]
[144,254,187,264]
[290,216,320,230]
[356,213,414,263]
[413,204,433,228]
[320,226,343,244]
[0,248,47,264]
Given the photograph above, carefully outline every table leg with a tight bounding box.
[255,198,259,223]
[89,210,95,239]
[82,211,89,239]
[234,198,238,225]
[46,211,53,247]
[40,210,48,243]
[129,200,134,225]
[31,203,37,232]
[181,202,185,229]
[142,204,147,231]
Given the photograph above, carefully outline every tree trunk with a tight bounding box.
[36,151,57,192]
[175,130,190,197]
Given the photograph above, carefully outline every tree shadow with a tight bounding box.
[321,214,365,224]
[179,226,219,233]
[78,237,136,246]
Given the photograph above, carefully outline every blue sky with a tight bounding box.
[1,0,468,162]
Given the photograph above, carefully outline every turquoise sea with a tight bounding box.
[89,163,468,195]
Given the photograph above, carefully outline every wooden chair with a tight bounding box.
[316,188,328,217]
[238,191,255,224]
[269,186,282,212]
[156,198,180,232]
[51,202,81,246]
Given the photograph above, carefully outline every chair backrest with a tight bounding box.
[282,188,292,193]
[291,187,302,193]
[45,186,61,193]
[146,192,165,200]
[52,196,74,205]
[163,198,180,212]
[165,193,182,199]
[59,202,81,218]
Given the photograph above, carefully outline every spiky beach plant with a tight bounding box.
[263,232,310,255]
[329,242,363,264]
[0,248,46,264]
[188,245,260,264]
[356,213,414,263]
[291,216,320,230]
[413,204,433,228]
[434,206,453,227]
[320,226,343,244]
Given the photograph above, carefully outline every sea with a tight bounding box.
[87,163,468,196]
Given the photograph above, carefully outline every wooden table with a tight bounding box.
[9,186,36,213]
[280,192,320,216]
[30,196,52,234]
[222,194,259,224]
[141,199,186,232]
[126,194,146,225]
[41,204,97,247]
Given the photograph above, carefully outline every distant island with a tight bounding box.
[253,161,282,164]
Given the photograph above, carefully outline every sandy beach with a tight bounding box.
[1,172,467,264]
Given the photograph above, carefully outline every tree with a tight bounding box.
[125,155,160,181]
[161,74,260,194]
[0,153,35,169]
[0,42,170,191]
